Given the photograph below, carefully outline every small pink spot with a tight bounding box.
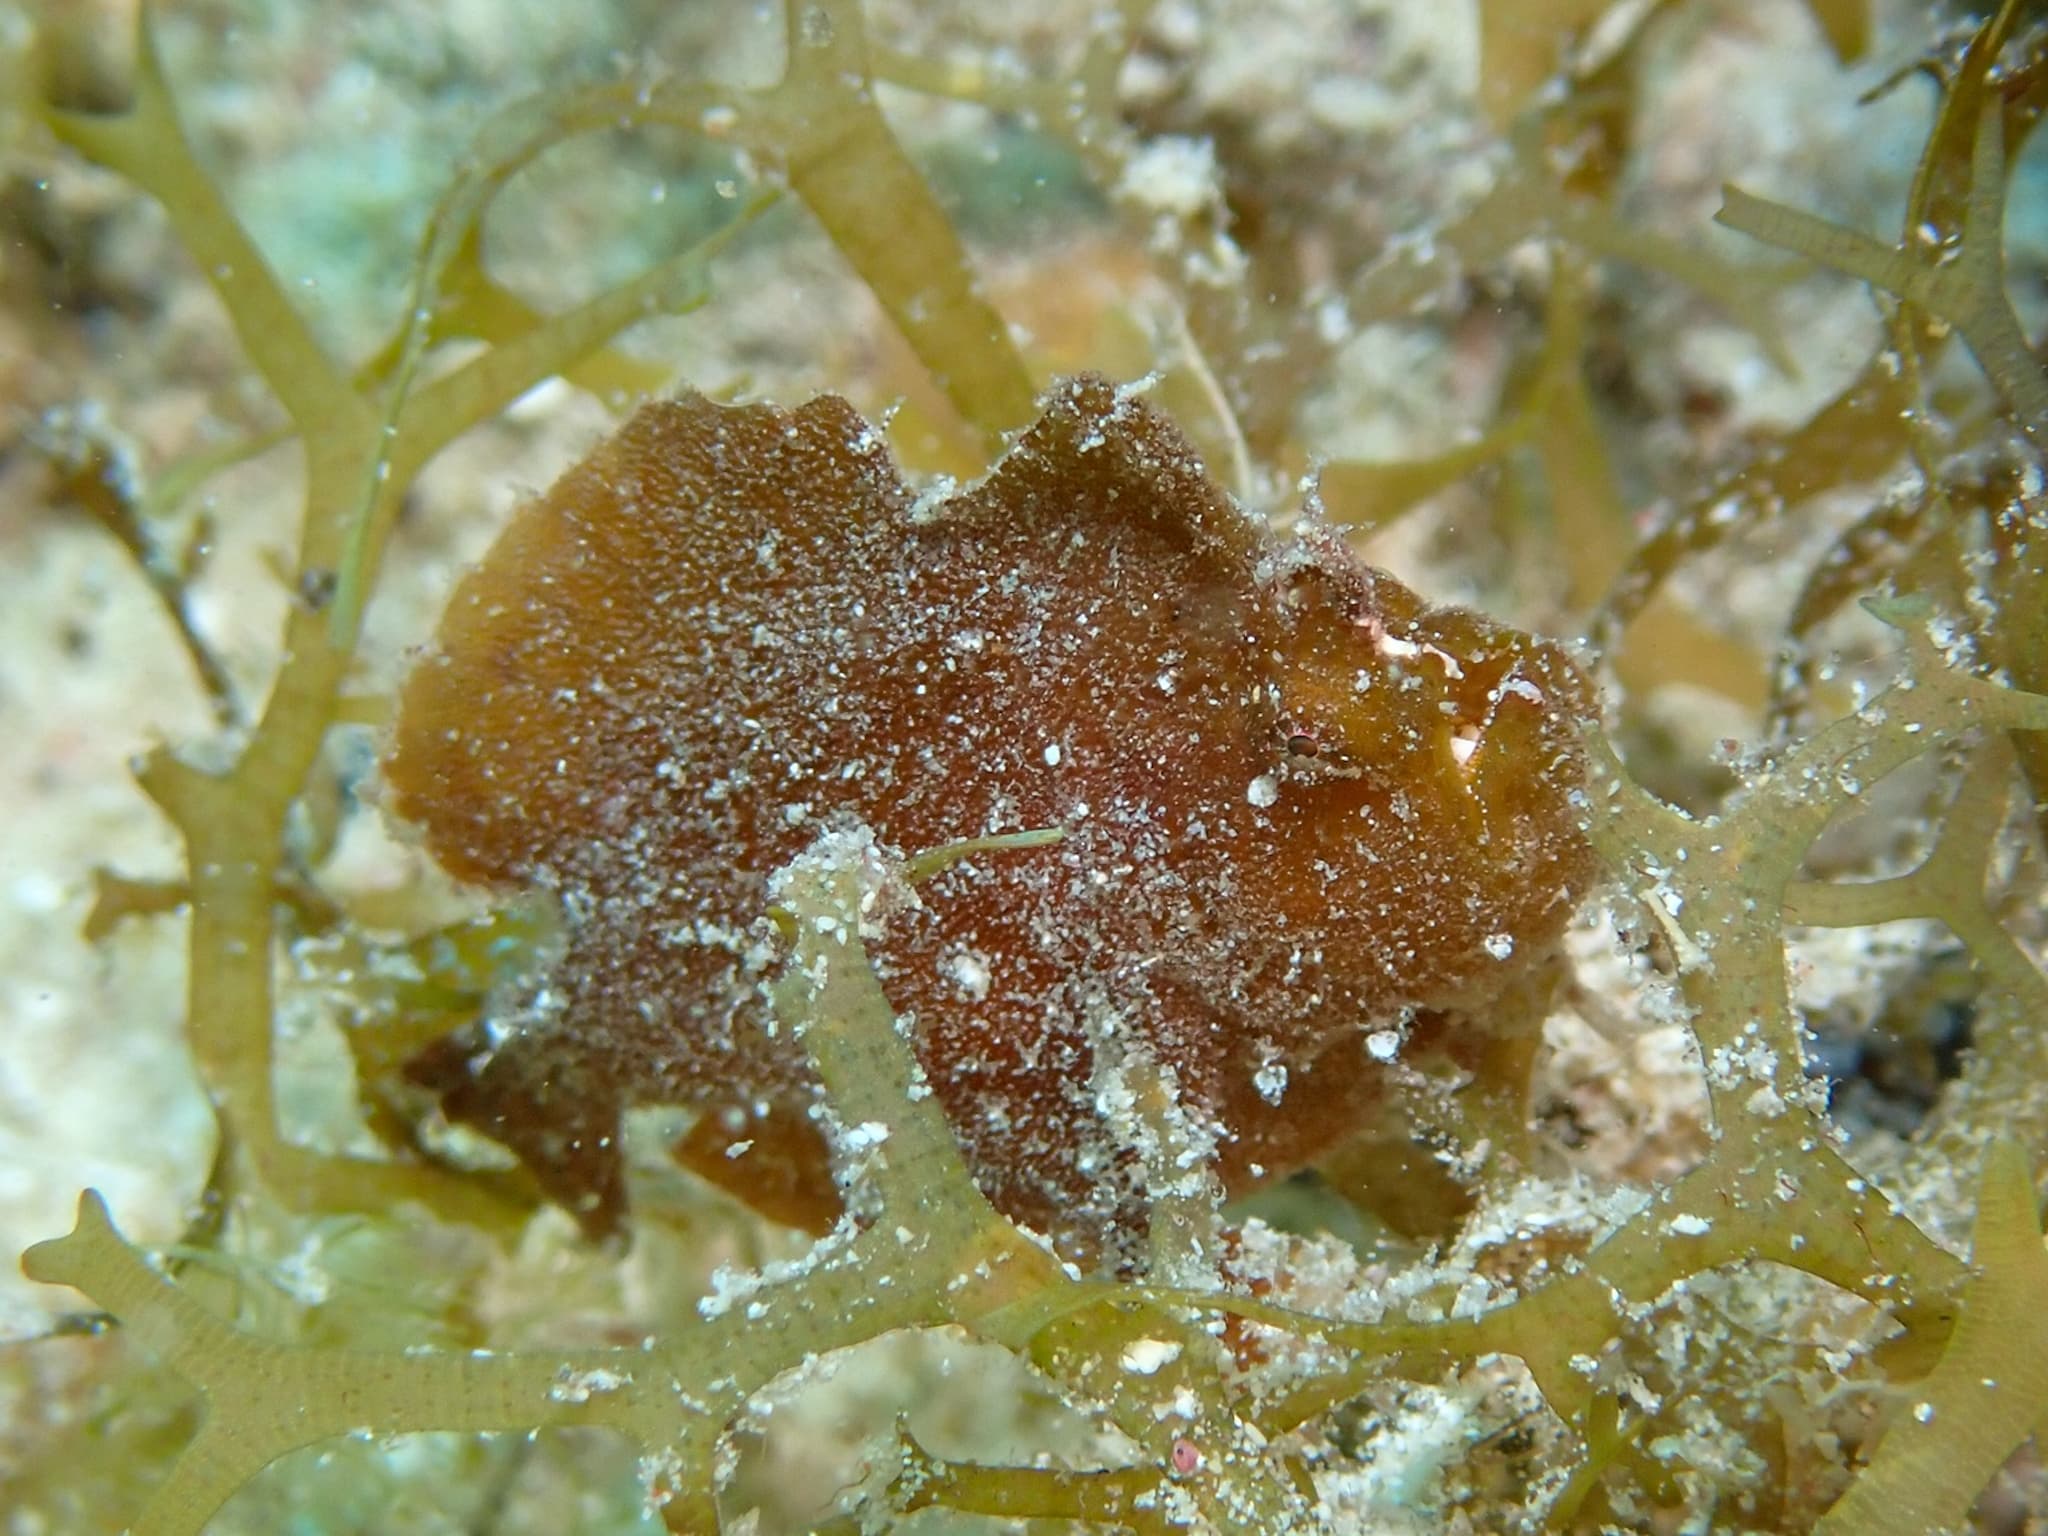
[1171,1437,1201,1475]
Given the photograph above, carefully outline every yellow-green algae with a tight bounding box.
[7,0,2048,1532]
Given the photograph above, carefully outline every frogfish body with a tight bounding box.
[385,377,1595,1258]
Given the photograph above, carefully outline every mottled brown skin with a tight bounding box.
[386,378,1595,1256]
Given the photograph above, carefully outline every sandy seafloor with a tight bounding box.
[1,0,2045,1531]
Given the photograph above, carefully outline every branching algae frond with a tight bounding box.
[10,0,2048,1532]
